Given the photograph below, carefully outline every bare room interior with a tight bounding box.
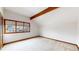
[0,7,79,51]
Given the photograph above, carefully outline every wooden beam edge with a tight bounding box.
[30,7,59,20]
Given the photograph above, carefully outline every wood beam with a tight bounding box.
[30,7,59,20]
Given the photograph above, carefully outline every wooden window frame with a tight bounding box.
[0,16,4,48]
[4,19,30,34]
[4,19,16,34]
[23,22,30,32]
[16,21,24,33]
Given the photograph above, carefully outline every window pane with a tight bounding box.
[24,23,30,32]
[5,20,15,33]
[16,22,23,32]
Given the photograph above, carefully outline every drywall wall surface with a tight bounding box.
[33,7,78,44]
[3,9,29,22]
[3,9,39,43]
[0,7,4,16]
[77,17,79,46]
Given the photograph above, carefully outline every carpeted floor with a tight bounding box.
[2,37,78,51]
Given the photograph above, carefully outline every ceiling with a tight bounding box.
[4,7,47,17]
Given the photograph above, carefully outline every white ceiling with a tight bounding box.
[4,7,47,17]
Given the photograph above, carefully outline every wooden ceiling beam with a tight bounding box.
[30,7,59,20]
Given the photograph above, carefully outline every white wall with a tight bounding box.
[0,7,4,16]
[77,17,79,46]
[3,9,29,22]
[3,9,39,43]
[33,7,78,44]
[0,7,2,14]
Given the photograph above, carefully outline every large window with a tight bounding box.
[4,19,30,34]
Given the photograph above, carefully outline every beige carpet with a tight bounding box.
[2,37,78,51]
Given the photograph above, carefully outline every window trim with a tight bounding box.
[4,19,30,34]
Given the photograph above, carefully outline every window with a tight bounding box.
[4,20,16,33]
[4,19,30,34]
[16,22,24,32]
[23,22,30,32]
